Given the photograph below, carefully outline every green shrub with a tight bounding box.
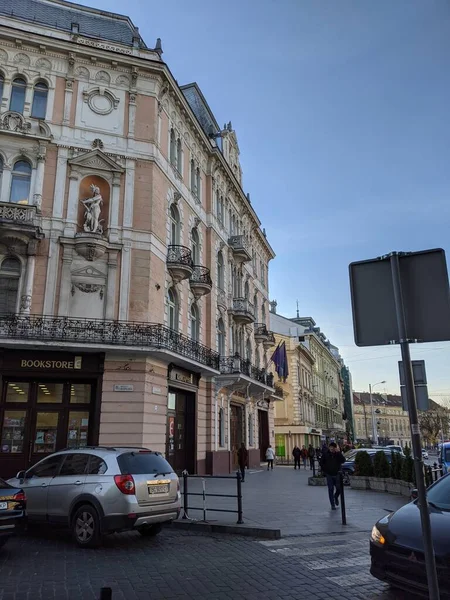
[401,454,414,483]
[390,452,404,480]
[354,451,374,476]
[374,451,390,478]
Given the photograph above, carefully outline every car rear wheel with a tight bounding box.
[72,504,101,548]
[137,523,162,537]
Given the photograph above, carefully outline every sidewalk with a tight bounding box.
[180,465,407,537]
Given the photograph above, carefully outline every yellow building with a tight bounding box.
[269,308,346,457]
[353,392,412,447]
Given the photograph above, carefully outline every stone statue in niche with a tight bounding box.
[80,184,104,234]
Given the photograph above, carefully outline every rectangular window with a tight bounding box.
[1,410,26,454]
[31,89,47,119]
[34,412,59,454]
[67,411,90,448]
[69,384,91,404]
[37,382,63,403]
[5,382,29,403]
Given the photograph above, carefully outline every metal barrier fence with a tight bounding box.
[182,472,244,524]
[424,462,444,487]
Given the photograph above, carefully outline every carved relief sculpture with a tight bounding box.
[80,184,103,234]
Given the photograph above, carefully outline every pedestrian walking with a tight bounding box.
[300,445,308,469]
[266,444,275,470]
[319,442,345,510]
[292,445,301,469]
[237,442,248,482]
[308,444,315,470]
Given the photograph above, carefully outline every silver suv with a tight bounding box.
[7,447,180,548]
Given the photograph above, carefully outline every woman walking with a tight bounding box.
[266,444,275,470]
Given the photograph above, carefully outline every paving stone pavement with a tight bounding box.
[0,527,416,600]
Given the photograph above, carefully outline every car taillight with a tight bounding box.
[13,492,26,505]
[114,474,135,495]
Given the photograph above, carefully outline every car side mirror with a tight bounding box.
[16,470,26,480]
[411,488,418,500]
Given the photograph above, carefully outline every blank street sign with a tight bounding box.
[349,249,450,346]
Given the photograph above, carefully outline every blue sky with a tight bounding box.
[79,0,450,401]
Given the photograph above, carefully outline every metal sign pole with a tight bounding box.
[390,252,440,600]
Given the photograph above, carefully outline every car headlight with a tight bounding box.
[371,525,386,546]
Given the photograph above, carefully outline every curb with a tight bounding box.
[171,519,281,539]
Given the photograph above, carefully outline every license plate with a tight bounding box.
[0,502,7,510]
[148,484,169,495]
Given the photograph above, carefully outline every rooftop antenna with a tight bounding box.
[296,300,299,319]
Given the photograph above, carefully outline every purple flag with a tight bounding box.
[279,341,289,382]
[270,343,281,372]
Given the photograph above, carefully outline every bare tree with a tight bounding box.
[419,403,450,444]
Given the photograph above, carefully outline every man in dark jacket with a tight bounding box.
[319,442,345,509]
[237,443,248,482]
[292,446,301,469]
[308,444,315,470]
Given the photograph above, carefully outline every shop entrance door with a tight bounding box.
[230,404,244,468]
[0,380,94,479]
[166,390,196,475]
[258,410,269,461]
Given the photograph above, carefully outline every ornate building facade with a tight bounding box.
[0,0,276,478]
[353,393,412,447]
[269,307,347,456]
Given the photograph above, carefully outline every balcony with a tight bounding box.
[0,201,43,243]
[216,353,274,395]
[263,331,276,351]
[272,385,284,400]
[167,245,193,284]
[229,297,255,325]
[228,235,251,262]
[0,314,220,374]
[254,323,269,344]
[189,265,212,300]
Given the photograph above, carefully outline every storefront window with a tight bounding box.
[67,412,89,448]
[5,382,29,403]
[168,392,176,411]
[1,410,26,453]
[69,384,91,404]
[37,382,63,403]
[34,412,59,453]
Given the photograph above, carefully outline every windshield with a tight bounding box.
[117,451,174,475]
[427,475,450,511]
[444,448,450,463]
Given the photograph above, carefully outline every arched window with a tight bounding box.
[31,81,48,119]
[169,204,180,245]
[244,280,249,300]
[0,257,21,314]
[190,159,196,194]
[168,288,179,331]
[217,252,224,290]
[190,303,199,341]
[176,137,182,172]
[0,156,3,190]
[219,407,225,447]
[10,77,27,114]
[10,160,32,204]
[218,318,225,356]
[195,167,201,200]
[261,303,266,325]
[0,74,4,104]
[191,228,199,264]
[253,293,258,321]
[169,129,176,165]
[246,338,252,363]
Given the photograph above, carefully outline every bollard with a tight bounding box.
[236,471,244,524]
[183,472,188,519]
[339,472,347,526]
[100,588,112,600]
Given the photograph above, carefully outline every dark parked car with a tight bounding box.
[370,472,450,597]
[0,477,27,549]
[342,448,393,485]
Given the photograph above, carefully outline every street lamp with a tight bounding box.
[369,381,386,445]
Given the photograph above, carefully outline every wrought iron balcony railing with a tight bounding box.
[219,354,274,387]
[0,314,220,370]
[167,245,193,267]
[190,265,212,287]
